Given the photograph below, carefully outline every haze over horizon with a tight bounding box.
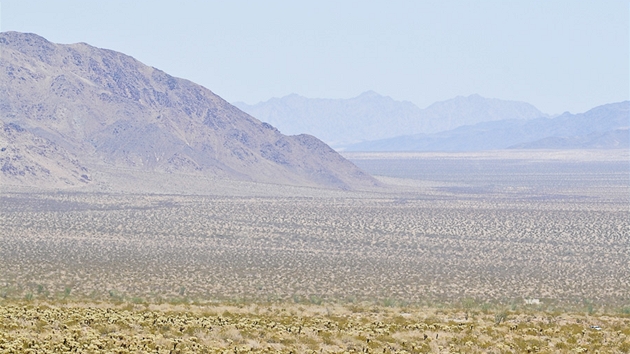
[1,0,627,116]
[0,5,629,351]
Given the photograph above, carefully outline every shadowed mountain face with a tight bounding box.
[0,32,378,190]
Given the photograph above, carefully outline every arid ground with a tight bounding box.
[0,150,628,352]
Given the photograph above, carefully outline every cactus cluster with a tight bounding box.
[1,301,629,353]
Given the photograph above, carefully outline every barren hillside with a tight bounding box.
[0,32,378,191]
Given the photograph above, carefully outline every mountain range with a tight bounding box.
[0,32,378,191]
[2,31,625,193]
[234,92,547,147]
[343,101,629,152]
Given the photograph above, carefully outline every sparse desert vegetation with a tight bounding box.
[0,151,628,352]
[0,191,627,307]
[1,301,629,353]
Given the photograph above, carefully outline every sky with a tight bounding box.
[0,0,628,115]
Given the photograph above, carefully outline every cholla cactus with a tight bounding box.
[0,302,629,353]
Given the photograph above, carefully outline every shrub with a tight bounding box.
[494,311,507,325]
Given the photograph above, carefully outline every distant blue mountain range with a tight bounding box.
[343,101,629,151]
[235,92,546,147]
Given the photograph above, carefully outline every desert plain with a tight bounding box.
[0,149,629,353]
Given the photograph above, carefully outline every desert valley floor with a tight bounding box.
[1,150,627,308]
[0,150,629,353]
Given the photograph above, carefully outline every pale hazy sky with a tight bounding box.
[1,0,628,114]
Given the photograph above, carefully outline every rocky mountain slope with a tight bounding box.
[234,92,546,147]
[343,101,629,152]
[0,120,90,188]
[0,32,378,190]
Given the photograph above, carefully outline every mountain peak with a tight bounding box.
[0,32,379,191]
[0,31,50,43]
[234,92,550,147]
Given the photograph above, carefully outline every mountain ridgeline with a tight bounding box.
[0,32,379,190]
[236,92,628,153]
[343,101,629,152]
[234,92,548,147]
